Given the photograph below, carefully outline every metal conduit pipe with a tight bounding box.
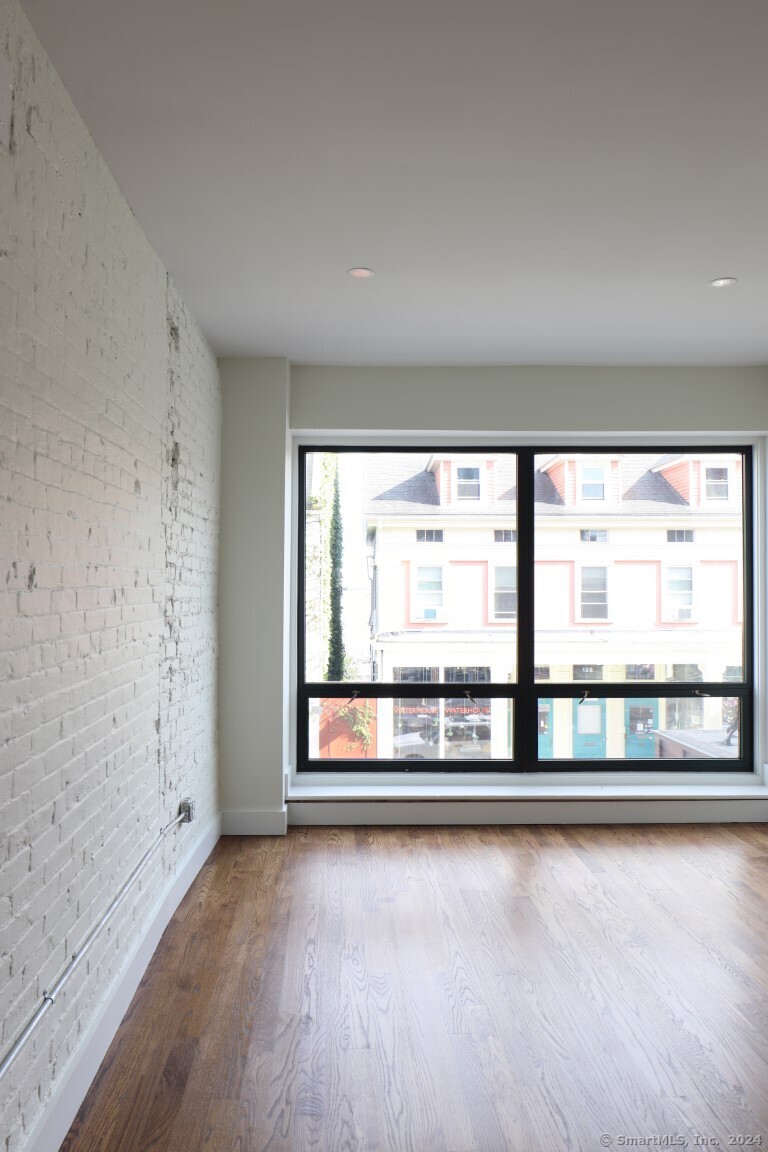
[0,799,195,1082]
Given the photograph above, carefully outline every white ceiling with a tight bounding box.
[20,0,768,365]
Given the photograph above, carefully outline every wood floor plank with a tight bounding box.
[136,1030,200,1152]
[59,825,768,1152]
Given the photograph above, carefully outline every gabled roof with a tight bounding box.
[538,454,694,515]
[364,454,518,517]
[650,453,684,470]
[365,454,439,515]
[363,452,736,518]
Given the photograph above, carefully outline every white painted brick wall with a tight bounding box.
[161,285,220,871]
[0,0,220,1147]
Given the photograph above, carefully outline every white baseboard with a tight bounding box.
[221,807,288,835]
[26,812,221,1152]
[288,798,768,825]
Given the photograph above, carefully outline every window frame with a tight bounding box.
[413,564,444,620]
[665,564,695,623]
[455,464,481,501]
[705,465,729,501]
[444,666,492,684]
[296,443,754,775]
[580,463,606,501]
[393,666,440,683]
[578,564,609,622]
[626,663,656,681]
[492,564,518,621]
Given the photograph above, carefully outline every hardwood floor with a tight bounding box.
[60,826,768,1151]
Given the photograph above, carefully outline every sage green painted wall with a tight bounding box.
[218,358,290,822]
[220,359,768,815]
[290,365,768,433]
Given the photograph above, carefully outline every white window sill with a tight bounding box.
[287,772,768,804]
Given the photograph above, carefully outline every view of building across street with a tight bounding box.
[302,449,746,768]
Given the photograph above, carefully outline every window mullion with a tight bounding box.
[517,449,536,768]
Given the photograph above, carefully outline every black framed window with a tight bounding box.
[298,446,752,772]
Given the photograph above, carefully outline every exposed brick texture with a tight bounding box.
[0,1,220,1147]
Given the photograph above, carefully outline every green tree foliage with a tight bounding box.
[337,700,376,751]
[326,462,346,681]
[304,454,334,680]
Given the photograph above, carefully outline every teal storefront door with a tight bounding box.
[538,699,553,759]
[571,697,606,759]
[624,699,658,759]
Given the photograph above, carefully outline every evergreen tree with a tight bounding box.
[326,462,345,681]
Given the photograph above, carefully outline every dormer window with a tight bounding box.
[456,466,480,500]
[581,465,605,501]
[705,466,728,500]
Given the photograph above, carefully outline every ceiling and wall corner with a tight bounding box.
[18,0,768,367]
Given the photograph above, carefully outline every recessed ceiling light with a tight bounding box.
[347,267,375,279]
[710,276,737,288]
